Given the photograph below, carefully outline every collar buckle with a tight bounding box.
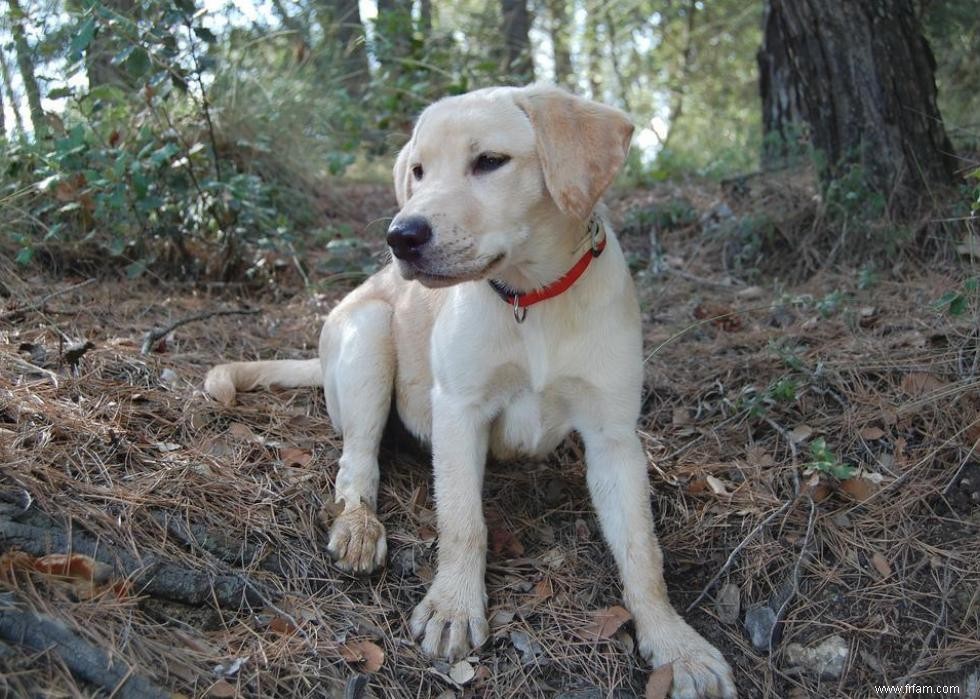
[513,295,527,323]
[589,217,602,257]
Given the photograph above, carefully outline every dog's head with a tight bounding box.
[386,85,634,287]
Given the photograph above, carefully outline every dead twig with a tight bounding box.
[0,278,96,322]
[140,308,259,354]
[686,498,796,613]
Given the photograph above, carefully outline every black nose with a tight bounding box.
[386,216,432,260]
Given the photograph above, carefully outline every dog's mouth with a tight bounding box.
[401,254,506,288]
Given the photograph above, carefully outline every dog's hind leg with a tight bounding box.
[319,299,395,574]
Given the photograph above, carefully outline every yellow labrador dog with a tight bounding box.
[206,85,735,698]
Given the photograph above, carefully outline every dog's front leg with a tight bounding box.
[410,386,490,660]
[580,427,736,699]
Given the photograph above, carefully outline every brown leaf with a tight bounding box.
[208,680,238,698]
[840,477,876,501]
[645,663,674,699]
[579,605,632,641]
[489,527,525,559]
[686,478,708,495]
[228,422,257,442]
[860,426,886,441]
[280,447,312,467]
[871,552,892,579]
[531,577,553,603]
[340,640,384,673]
[900,372,946,397]
[788,424,813,444]
[33,553,111,583]
[693,303,743,332]
[267,616,298,635]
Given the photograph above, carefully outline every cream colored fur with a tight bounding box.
[205,85,736,699]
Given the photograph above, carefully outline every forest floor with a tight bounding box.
[1,174,979,698]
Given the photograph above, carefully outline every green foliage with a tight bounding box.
[933,277,979,318]
[805,438,855,480]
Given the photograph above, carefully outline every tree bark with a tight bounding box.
[316,0,370,94]
[418,0,432,35]
[758,0,957,207]
[546,0,571,87]
[0,49,24,136]
[500,0,533,83]
[7,0,46,140]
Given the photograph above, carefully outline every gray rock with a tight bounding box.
[784,635,849,680]
[715,583,741,625]
[744,605,777,651]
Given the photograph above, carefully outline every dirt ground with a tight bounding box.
[1,179,978,698]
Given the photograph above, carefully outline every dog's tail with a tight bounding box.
[204,358,322,406]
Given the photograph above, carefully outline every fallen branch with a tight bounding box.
[0,510,266,609]
[0,278,96,322]
[141,308,259,354]
[768,496,816,652]
[0,592,170,699]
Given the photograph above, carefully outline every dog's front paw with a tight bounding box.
[410,582,488,661]
[638,621,736,699]
[323,504,387,574]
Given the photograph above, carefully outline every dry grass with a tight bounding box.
[1,180,978,698]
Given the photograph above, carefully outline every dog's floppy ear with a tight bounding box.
[393,141,412,207]
[514,86,634,221]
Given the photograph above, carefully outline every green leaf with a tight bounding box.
[15,247,34,265]
[123,47,151,80]
[125,260,147,278]
[69,17,96,61]
[193,26,217,43]
[948,295,966,317]
[47,86,73,100]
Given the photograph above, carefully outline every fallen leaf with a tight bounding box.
[871,552,892,579]
[449,659,476,685]
[267,616,297,635]
[788,424,813,444]
[510,630,543,663]
[579,605,632,641]
[228,422,258,442]
[209,680,237,698]
[280,447,312,467]
[705,475,729,496]
[489,527,525,559]
[900,373,946,397]
[531,577,553,603]
[33,553,111,583]
[574,518,590,542]
[860,426,886,441]
[687,478,708,494]
[672,407,691,426]
[840,477,876,501]
[693,303,743,332]
[646,663,674,699]
[340,640,384,673]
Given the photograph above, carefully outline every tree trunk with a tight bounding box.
[758,0,957,207]
[316,0,370,94]
[0,49,25,136]
[7,0,46,140]
[418,0,432,35]
[546,0,571,87]
[584,8,602,100]
[500,0,533,83]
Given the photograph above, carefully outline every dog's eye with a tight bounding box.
[473,153,511,175]
[412,164,424,180]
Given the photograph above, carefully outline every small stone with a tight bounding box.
[449,660,475,685]
[160,367,179,386]
[715,583,741,625]
[744,605,777,651]
[831,513,852,529]
[784,635,849,680]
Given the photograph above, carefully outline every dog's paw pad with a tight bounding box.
[410,593,488,661]
[324,505,387,574]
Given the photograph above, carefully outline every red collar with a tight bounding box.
[488,220,606,323]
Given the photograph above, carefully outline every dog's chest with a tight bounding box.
[488,325,587,459]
